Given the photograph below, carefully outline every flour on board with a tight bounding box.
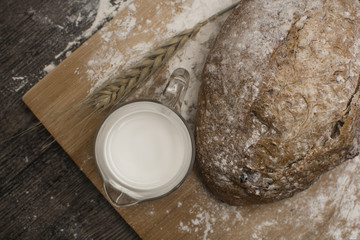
[33,0,360,238]
[175,155,360,239]
[39,0,134,74]
[83,1,360,237]
[86,0,236,126]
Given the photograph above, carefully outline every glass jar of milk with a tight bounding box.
[94,68,195,207]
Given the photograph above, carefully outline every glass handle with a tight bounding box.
[160,68,190,112]
[104,181,139,207]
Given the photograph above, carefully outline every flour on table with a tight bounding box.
[86,0,237,100]
[31,0,360,238]
[38,0,133,75]
[43,62,56,74]
[12,76,29,92]
[166,0,236,34]
[85,4,139,92]
[56,0,134,59]
[161,0,239,127]
[127,3,137,12]
[113,14,137,41]
[167,16,229,128]
[86,47,126,92]
[176,156,360,239]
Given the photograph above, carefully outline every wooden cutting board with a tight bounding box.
[23,0,360,239]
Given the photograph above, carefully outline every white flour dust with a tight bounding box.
[22,0,360,238]
[85,0,237,129]
[12,76,29,92]
[43,62,56,74]
[36,0,133,75]
[172,156,360,240]
[54,0,134,60]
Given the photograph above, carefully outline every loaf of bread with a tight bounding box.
[196,0,360,205]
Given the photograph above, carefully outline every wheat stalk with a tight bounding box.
[88,1,241,110]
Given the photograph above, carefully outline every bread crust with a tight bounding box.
[196,0,360,205]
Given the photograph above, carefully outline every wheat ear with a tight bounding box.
[88,1,241,110]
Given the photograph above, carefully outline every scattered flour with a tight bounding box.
[175,156,360,239]
[56,0,134,59]
[40,0,134,75]
[86,0,237,125]
[128,3,137,12]
[43,62,56,74]
[26,0,360,238]
[168,18,228,127]
[166,0,236,33]
[12,76,29,92]
[82,0,129,39]
[113,14,137,41]
[164,0,239,126]
[86,46,126,92]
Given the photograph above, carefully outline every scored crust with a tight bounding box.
[196,0,360,205]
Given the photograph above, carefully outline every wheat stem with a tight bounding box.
[89,1,241,110]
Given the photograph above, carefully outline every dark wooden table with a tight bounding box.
[1,1,140,239]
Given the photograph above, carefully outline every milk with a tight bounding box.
[95,101,194,199]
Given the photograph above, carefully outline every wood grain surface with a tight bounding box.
[0,0,139,239]
[4,0,360,239]
[21,1,208,239]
